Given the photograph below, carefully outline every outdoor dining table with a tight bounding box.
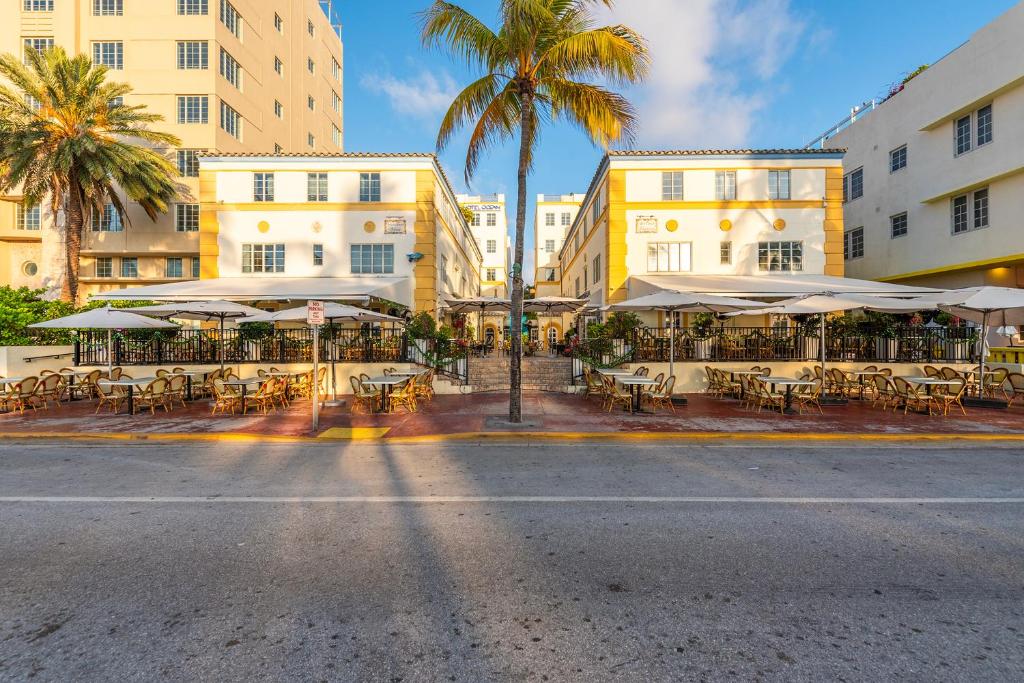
[727,370,765,399]
[388,370,424,378]
[845,370,881,399]
[221,378,265,413]
[363,375,409,413]
[97,377,157,415]
[173,370,208,401]
[616,375,659,414]
[897,376,963,414]
[763,377,815,415]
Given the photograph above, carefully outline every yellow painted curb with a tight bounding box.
[318,427,391,439]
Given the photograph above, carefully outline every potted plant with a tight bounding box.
[793,314,821,360]
[867,312,899,361]
[691,312,716,360]
[406,311,437,363]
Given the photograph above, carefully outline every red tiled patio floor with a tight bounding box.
[1,390,1022,439]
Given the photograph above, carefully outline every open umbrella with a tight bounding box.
[445,297,512,346]
[29,306,178,374]
[607,290,770,378]
[244,303,403,399]
[129,300,265,371]
[522,297,588,314]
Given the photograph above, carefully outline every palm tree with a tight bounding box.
[0,47,180,303]
[421,0,648,422]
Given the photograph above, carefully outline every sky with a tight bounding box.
[331,0,1019,283]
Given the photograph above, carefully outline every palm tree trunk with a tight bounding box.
[62,179,84,305]
[509,91,535,423]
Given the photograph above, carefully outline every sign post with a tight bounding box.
[308,301,325,432]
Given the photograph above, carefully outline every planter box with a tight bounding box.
[944,340,971,361]
[875,338,898,361]
[693,339,712,360]
[801,337,820,360]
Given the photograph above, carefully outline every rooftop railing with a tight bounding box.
[805,99,878,149]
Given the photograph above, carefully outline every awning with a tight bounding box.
[629,274,939,299]
[89,277,409,304]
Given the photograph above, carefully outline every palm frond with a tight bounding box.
[420,2,503,70]
[544,78,638,148]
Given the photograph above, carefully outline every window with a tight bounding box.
[109,96,123,107]
[332,124,341,148]
[592,254,601,282]
[93,0,123,16]
[561,212,571,226]
[486,268,496,281]
[307,173,327,202]
[951,194,969,234]
[92,204,123,232]
[351,244,394,274]
[307,95,315,111]
[332,90,341,113]
[219,101,241,139]
[274,57,283,75]
[175,204,199,232]
[843,167,863,202]
[844,228,864,260]
[955,114,971,155]
[544,239,555,253]
[23,38,54,60]
[24,0,54,10]
[242,244,285,273]
[177,0,207,14]
[274,13,283,32]
[661,172,683,200]
[165,257,183,278]
[307,18,315,36]
[332,58,341,81]
[976,104,993,146]
[715,171,737,200]
[307,132,315,148]
[312,244,323,266]
[951,188,989,235]
[890,212,908,239]
[720,241,731,265]
[486,213,496,227]
[583,265,588,288]
[176,149,201,177]
[177,41,208,70]
[16,204,40,231]
[575,277,580,297]
[307,57,315,75]
[220,0,241,38]
[273,100,283,118]
[359,173,380,202]
[973,188,989,229]
[273,143,283,154]
[486,239,496,254]
[470,213,480,227]
[191,257,201,278]
[120,257,138,278]
[768,170,790,200]
[890,145,907,173]
[92,41,123,69]
[177,95,208,123]
[758,241,803,272]
[219,48,241,88]
[96,257,113,278]
[646,242,692,273]
[253,173,274,202]
[591,192,602,223]
[545,212,555,227]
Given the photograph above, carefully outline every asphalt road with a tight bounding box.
[1,439,1022,681]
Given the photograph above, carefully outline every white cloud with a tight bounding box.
[360,70,460,118]
[596,0,806,147]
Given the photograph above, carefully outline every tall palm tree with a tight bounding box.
[0,47,180,303]
[421,0,648,422]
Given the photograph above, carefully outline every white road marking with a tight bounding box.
[0,496,1022,504]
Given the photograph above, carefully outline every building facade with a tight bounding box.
[533,193,583,345]
[816,3,1024,289]
[557,150,846,327]
[0,0,344,298]
[192,153,481,317]
[456,194,509,297]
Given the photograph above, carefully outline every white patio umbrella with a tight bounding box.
[129,300,266,371]
[522,297,588,314]
[444,297,512,344]
[908,287,1024,392]
[244,303,403,399]
[29,306,179,374]
[607,290,770,378]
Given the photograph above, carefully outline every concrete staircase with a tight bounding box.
[468,354,574,392]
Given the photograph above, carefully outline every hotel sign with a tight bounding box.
[384,217,407,234]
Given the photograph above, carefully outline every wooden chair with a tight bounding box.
[703,366,721,397]
[349,376,379,413]
[211,378,241,416]
[37,373,65,409]
[389,378,418,414]
[414,370,435,403]
[2,377,40,413]
[646,376,676,413]
[246,378,277,415]
[1005,372,1024,408]
[166,374,188,409]
[583,369,606,401]
[892,377,933,415]
[923,365,940,378]
[794,378,824,415]
[753,377,785,414]
[983,367,1010,401]
[602,375,632,413]
[869,375,896,410]
[71,369,102,400]
[95,380,127,414]
[933,377,967,416]
[155,369,169,378]
[135,377,170,415]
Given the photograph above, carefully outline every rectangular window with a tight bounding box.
[307,95,315,111]
[219,48,241,88]
[720,241,732,265]
[24,0,54,10]
[715,171,737,200]
[545,212,555,227]
[544,239,555,253]
[486,268,496,281]
[332,90,341,113]
[591,192,601,224]
[486,239,496,254]
[192,257,201,278]
[176,149,201,177]
[973,188,989,229]
[273,100,283,118]
[219,100,240,139]
[951,194,969,234]
[845,228,864,260]
[758,241,803,272]
[661,171,683,200]
[307,18,315,36]
[274,57,283,75]
[844,167,863,202]
[332,124,341,148]
[313,244,324,266]
[16,204,41,231]
[470,213,480,227]
[176,95,208,123]
[120,257,138,278]
[92,41,123,69]
[561,212,571,226]
[165,257,183,278]
[350,244,394,274]
[175,204,199,232]
[359,172,381,202]
[96,257,112,278]
[307,57,315,74]
[768,170,791,200]
[253,173,273,202]
[273,143,283,154]
[92,204,123,232]
[93,0,123,16]
[332,58,341,81]
[583,265,588,289]
[592,254,601,282]
[889,145,907,173]
[23,38,54,61]
[976,104,993,146]
[486,213,496,227]
[575,277,580,297]
[220,0,241,38]
[307,173,328,202]
[307,132,315,148]
[955,114,971,155]
[177,0,207,14]
[176,41,207,69]
[890,212,908,239]
[645,242,692,273]
[241,244,285,273]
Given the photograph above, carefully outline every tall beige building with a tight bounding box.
[0,0,344,299]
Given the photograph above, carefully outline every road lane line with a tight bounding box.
[1,496,1023,504]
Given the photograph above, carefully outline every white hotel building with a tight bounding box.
[456,194,510,297]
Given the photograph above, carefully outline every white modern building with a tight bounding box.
[533,193,583,346]
[812,2,1024,290]
[456,194,510,297]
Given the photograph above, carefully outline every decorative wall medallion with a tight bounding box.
[363,220,376,233]
[665,219,679,233]
[384,216,407,234]
[311,221,322,234]
[719,219,732,232]
[773,218,786,231]
[635,216,658,233]
[257,220,270,233]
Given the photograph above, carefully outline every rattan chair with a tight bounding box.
[892,377,933,415]
[646,376,676,413]
[1006,372,1024,408]
[753,377,785,414]
[349,376,379,413]
[95,380,127,414]
[166,374,188,409]
[211,378,241,415]
[933,377,967,416]
[135,377,170,415]
[602,375,632,413]
[36,373,65,409]
[389,378,418,413]
[794,378,824,415]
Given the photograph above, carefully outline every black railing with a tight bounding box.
[406,336,469,383]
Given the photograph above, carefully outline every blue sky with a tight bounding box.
[332,0,1018,281]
